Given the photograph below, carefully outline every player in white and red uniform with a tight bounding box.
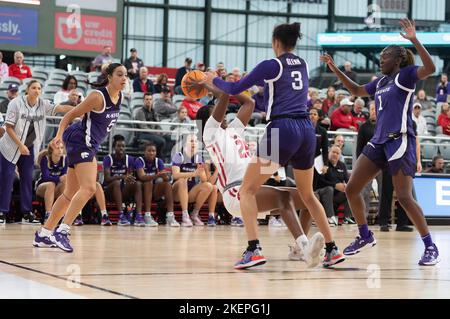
[193,79,326,270]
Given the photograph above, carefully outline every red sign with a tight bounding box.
[54,13,116,53]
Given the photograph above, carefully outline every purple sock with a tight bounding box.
[422,234,433,248]
[358,224,370,239]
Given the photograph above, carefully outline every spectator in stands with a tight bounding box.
[170,106,192,131]
[196,62,206,72]
[123,48,144,80]
[225,73,241,113]
[437,102,449,127]
[439,104,450,136]
[103,135,140,227]
[0,83,19,114]
[136,142,179,227]
[216,62,227,79]
[134,93,169,157]
[0,113,4,138]
[154,86,177,120]
[8,51,32,81]
[315,145,354,226]
[412,102,429,136]
[327,92,348,117]
[60,89,82,107]
[425,155,445,174]
[92,46,113,72]
[310,108,329,171]
[0,51,8,80]
[352,98,368,128]
[343,61,357,82]
[54,75,82,105]
[332,134,346,162]
[154,73,169,94]
[330,98,358,131]
[307,88,319,109]
[232,67,242,81]
[436,73,450,103]
[199,91,214,106]
[322,86,336,115]
[171,134,218,227]
[175,57,193,94]
[133,66,155,94]
[182,96,203,120]
[35,143,67,222]
[416,89,433,110]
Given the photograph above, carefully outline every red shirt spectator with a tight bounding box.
[438,103,449,127]
[330,98,358,131]
[440,108,450,136]
[182,97,203,120]
[8,51,32,81]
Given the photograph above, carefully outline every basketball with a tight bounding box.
[181,70,208,99]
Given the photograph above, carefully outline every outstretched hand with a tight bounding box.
[399,18,417,41]
[320,54,337,71]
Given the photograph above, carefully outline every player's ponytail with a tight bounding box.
[272,22,303,50]
[88,63,123,88]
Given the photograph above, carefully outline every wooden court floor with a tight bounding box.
[0,224,449,299]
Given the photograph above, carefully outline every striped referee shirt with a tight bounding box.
[0,96,55,164]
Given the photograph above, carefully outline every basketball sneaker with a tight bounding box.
[181,214,193,227]
[419,244,440,266]
[288,244,305,261]
[50,229,73,253]
[22,212,40,225]
[343,231,377,256]
[73,215,84,226]
[304,232,325,268]
[134,212,145,227]
[0,212,5,225]
[101,214,112,226]
[191,214,204,226]
[207,215,216,227]
[230,217,244,227]
[166,213,180,227]
[33,231,56,248]
[143,213,158,227]
[234,249,266,270]
[323,247,346,268]
[269,216,283,227]
[118,213,131,226]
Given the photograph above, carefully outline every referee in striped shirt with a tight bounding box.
[0,80,73,224]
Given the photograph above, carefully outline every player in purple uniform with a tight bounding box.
[135,142,179,227]
[200,23,344,268]
[103,134,141,227]
[171,134,218,227]
[321,18,439,266]
[36,144,67,223]
[33,63,128,252]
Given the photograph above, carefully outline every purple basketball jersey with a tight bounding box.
[365,65,419,145]
[103,154,135,178]
[264,53,309,119]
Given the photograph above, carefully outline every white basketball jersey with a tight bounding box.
[203,116,251,194]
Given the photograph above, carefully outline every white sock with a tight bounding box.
[182,210,189,218]
[39,227,52,237]
[145,212,151,216]
[101,210,108,217]
[166,212,174,217]
[296,235,309,249]
[57,223,70,233]
[209,212,215,217]
[192,209,200,216]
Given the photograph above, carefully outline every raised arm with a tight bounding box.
[399,18,436,80]
[320,54,369,97]
[234,93,256,127]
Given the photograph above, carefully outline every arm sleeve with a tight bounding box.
[134,157,145,170]
[228,117,246,136]
[203,116,221,145]
[320,128,329,165]
[158,159,165,171]
[102,155,112,170]
[5,98,19,125]
[398,65,419,90]
[364,78,380,96]
[44,99,56,116]
[171,152,183,167]
[212,59,280,95]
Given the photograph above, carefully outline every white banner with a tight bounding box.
[55,0,117,13]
